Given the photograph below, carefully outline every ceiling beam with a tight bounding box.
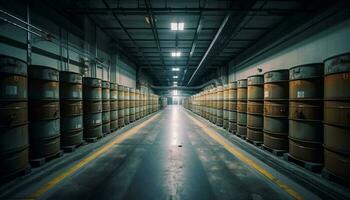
[187,0,257,85]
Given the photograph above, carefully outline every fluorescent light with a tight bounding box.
[178,23,184,30]
[170,22,184,31]
[171,51,181,57]
[173,81,178,84]
[172,67,180,71]
[173,76,178,78]
[171,23,178,30]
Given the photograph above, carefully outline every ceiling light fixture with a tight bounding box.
[172,67,180,71]
[171,51,181,57]
[170,22,184,31]
[173,76,178,79]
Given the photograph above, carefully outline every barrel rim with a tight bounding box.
[0,54,26,62]
[323,52,350,64]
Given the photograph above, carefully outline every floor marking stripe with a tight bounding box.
[29,114,160,199]
[185,112,304,200]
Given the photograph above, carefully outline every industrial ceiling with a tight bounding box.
[53,0,334,86]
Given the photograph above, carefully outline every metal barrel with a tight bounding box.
[130,88,136,122]
[110,83,118,131]
[323,53,350,180]
[237,79,247,137]
[102,81,110,135]
[263,69,289,151]
[247,75,264,142]
[28,65,60,159]
[216,86,224,126]
[59,71,83,148]
[118,85,124,127]
[83,77,102,139]
[124,87,130,124]
[223,85,229,130]
[289,63,324,164]
[228,82,237,133]
[135,89,140,120]
[0,55,29,179]
[212,88,217,124]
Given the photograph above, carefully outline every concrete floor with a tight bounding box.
[1,105,323,200]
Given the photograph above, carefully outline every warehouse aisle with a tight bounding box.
[2,106,318,200]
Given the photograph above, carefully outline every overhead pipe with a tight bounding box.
[151,78,221,91]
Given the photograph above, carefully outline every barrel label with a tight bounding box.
[5,85,17,95]
[297,90,305,98]
[264,91,269,98]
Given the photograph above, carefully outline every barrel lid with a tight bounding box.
[289,63,323,80]
[264,69,289,83]
[29,65,59,81]
[237,79,247,88]
[247,74,264,85]
[229,81,237,89]
[59,71,82,84]
[324,53,350,75]
[102,80,110,89]
[0,54,27,76]
[82,77,102,87]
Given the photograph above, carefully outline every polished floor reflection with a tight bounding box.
[2,105,319,200]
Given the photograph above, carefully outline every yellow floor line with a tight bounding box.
[29,114,160,200]
[185,112,304,200]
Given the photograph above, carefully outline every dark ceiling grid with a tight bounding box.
[101,0,164,84]
[144,0,166,71]
[187,0,258,85]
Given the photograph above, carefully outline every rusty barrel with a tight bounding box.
[28,65,60,160]
[323,53,350,181]
[216,86,224,126]
[289,63,324,164]
[102,81,110,135]
[263,69,289,151]
[110,83,118,131]
[59,71,83,148]
[0,55,29,179]
[247,75,264,142]
[223,85,229,130]
[124,87,130,124]
[83,77,102,140]
[237,79,247,137]
[118,85,125,127]
[135,89,140,120]
[228,82,237,133]
[130,88,136,122]
[208,89,212,122]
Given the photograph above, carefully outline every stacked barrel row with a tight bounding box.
[29,66,61,161]
[263,70,289,151]
[237,80,247,137]
[323,53,350,182]
[110,83,118,131]
[223,85,229,129]
[288,64,323,165]
[60,72,83,149]
[228,82,237,132]
[247,75,264,143]
[0,55,29,179]
[184,52,350,183]
[0,54,162,180]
